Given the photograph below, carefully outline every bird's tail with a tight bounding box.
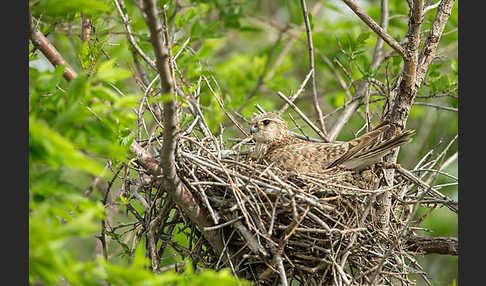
[328,124,415,170]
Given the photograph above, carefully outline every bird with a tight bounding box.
[249,112,415,174]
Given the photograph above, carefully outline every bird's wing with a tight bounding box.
[327,124,391,169]
[331,128,415,170]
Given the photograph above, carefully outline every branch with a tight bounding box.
[416,0,456,85]
[81,14,91,42]
[300,0,326,135]
[402,0,424,97]
[140,0,227,260]
[378,0,455,235]
[395,165,458,213]
[29,9,78,81]
[341,0,406,58]
[276,91,329,142]
[113,0,157,71]
[406,235,458,255]
[129,140,225,254]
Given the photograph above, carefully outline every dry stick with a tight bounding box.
[395,166,458,213]
[204,76,249,137]
[275,252,289,286]
[278,69,314,116]
[180,151,330,213]
[29,11,78,81]
[299,0,326,135]
[413,102,458,112]
[276,91,328,142]
[406,235,458,255]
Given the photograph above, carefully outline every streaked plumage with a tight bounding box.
[249,112,415,174]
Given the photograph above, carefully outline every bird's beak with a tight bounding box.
[250,126,259,134]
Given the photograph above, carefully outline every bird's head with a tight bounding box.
[250,112,290,144]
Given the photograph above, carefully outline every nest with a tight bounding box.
[169,130,427,286]
[125,105,455,285]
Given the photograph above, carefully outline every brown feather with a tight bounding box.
[249,112,414,173]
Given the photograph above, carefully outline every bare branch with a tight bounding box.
[278,69,314,116]
[416,0,456,84]
[402,0,424,95]
[139,0,227,261]
[276,91,329,142]
[341,0,406,58]
[29,9,78,81]
[113,0,157,71]
[406,235,458,255]
[300,0,326,135]
[328,0,391,141]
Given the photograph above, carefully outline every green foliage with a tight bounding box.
[33,0,109,17]
[29,0,457,284]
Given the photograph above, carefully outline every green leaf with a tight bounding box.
[67,73,90,102]
[78,40,91,70]
[29,116,105,176]
[90,86,120,102]
[96,59,132,83]
[114,94,142,108]
[356,32,371,46]
[34,65,66,92]
[36,0,109,16]
[308,13,314,30]
[176,7,196,27]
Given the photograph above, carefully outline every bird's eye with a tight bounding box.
[262,119,270,126]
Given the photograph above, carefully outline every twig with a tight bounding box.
[341,0,406,58]
[413,101,458,112]
[327,0,391,141]
[300,0,326,135]
[113,0,157,70]
[278,69,314,116]
[129,140,226,255]
[276,91,329,142]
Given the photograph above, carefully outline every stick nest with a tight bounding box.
[167,130,427,285]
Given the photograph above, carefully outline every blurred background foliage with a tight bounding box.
[29,0,457,285]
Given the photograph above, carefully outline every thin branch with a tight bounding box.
[406,235,458,255]
[413,101,457,112]
[300,0,326,135]
[278,69,314,116]
[416,0,456,85]
[113,0,157,71]
[328,0,391,141]
[29,9,78,81]
[341,0,406,58]
[276,91,329,142]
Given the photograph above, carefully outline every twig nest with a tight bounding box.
[176,135,421,285]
